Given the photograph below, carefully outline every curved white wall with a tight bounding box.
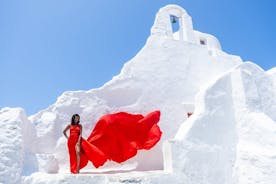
[151,4,195,43]
[151,4,222,50]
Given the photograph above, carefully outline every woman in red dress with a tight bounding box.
[63,114,82,173]
[63,111,162,174]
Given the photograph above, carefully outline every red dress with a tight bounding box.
[67,110,162,173]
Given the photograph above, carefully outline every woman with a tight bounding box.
[63,114,82,174]
[63,110,162,174]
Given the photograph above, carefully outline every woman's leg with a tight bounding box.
[75,144,80,173]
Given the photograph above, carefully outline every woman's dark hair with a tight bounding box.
[71,114,80,125]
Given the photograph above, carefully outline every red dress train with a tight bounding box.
[67,110,162,173]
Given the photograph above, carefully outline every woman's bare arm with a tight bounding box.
[63,125,70,139]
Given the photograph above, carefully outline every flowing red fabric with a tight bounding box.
[67,110,162,173]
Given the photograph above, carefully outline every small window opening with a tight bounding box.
[200,39,207,45]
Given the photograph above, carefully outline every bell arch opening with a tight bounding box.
[170,15,180,40]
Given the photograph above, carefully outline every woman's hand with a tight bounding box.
[63,125,70,140]
[76,124,82,151]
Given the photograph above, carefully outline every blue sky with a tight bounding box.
[0,0,275,115]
